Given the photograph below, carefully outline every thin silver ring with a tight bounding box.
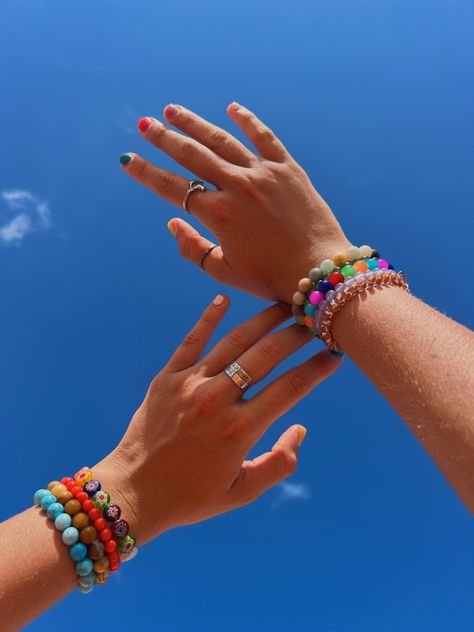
[224,361,252,391]
[182,180,207,214]
[198,244,219,271]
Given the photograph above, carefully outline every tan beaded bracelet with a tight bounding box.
[318,270,409,352]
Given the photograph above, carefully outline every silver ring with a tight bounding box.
[198,244,219,271]
[182,180,207,214]
[224,361,252,391]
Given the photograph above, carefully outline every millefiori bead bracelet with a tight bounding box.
[292,245,410,351]
[34,466,137,593]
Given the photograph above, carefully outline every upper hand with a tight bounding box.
[120,103,350,303]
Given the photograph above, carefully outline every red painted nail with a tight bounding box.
[138,117,151,133]
[164,104,180,119]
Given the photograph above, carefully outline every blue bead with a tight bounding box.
[40,493,57,510]
[318,281,334,295]
[62,526,79,546]
[78,583,94,594]
[304,303,317,317]
[367,258,379,270]
[70,543,87,561]
[76,558,93,577]
[55,513,72,531]
[34,489,49,506]
[78,571,96,587]
[47,502,64,520]
[83,479,101,497]
[388,263,395,270]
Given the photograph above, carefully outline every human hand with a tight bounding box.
[94,298,341,546]
[120,103,351,303]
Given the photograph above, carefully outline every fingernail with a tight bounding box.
[164,104,180,119]
[213,295,225,306]
[229,102,241,111]
[329,350,345,359]
[297,426,307,447]
[119,153,134,166]
[167,220,177,237]
[138,117,152,133]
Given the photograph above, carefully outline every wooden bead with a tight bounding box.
[79,526,97,545]
[64,499,82,516]
[47,481,61,492]
[89,540,105,560]
[72,512,89,530]
[50,484,67,497]
[93,556,110,573]
[57,491,73,505]
[297,278,312,293]
[292,291,306,306]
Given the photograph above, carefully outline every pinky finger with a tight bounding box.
[168,217,235,283]
[228,424,306,507]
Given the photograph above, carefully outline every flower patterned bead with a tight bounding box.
[89,540,105,560]
[76,558,93,577]
[83,479,101,497]
[62,526,79,546]
[74,468,93,487]
[34,489,50,506]
[120,547,138,563]
[103,504,121,522]
[47,502,65,521]
[111,519,129,540]
[118,535,136,554]
[40,493,57,510]
[70,543,88,562]
[55,513,72,532]
[93,490,110,510]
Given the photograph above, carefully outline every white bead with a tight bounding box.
[346,246,361,261]
[320,259,335,274]
[359,244,372,258]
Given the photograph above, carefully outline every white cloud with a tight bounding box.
[271,481,311,509]
[0,189,52,245]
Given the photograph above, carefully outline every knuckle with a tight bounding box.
[258,338,280,362]
[208,128,228,147]
[286,372,308,396]
[179,237,194,261]
[220,417,246,444]
[178,141,198,163]
[255,125,275,144]
[227,325,251,348]
[191,384,222,415]
[228,171,253,192]
[153,171,174,196]
[280,450,297,477]
[181,329,200,348]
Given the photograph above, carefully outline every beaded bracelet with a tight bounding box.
[292,245,409,349]
[34,466,138,593]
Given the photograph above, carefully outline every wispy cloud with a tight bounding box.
[0,189,52,245]
[271,481,311,509]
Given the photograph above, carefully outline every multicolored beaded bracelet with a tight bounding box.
[34,466,138,594]
[292,245,409,348]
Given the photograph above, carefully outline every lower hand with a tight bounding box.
[120,103,350,303]
[94,298,341,545]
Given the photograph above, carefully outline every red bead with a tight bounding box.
[88,508,100,521]
[138,117,151,133]
[61,477,74,485]
[99,528,112,542]
[77,491,88,504]
[109,560,120,572]
[329,272,344,286]
[66,481,76,491]
[94,518,106,531]
[82,499,94,512]
[71,485,82,498]
[104,540,116,553]
[108,549,119,562]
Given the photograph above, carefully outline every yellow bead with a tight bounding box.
[74,468,93,487]
[50,484,67,497]
[332,252,347,267]
[47,481,61,492]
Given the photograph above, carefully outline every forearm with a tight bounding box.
[333,286,474,512]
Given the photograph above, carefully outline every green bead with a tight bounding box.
[341,265,355,278]
[93,490,110,510]
[309,268,323,282]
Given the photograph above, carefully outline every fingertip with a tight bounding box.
[119,152,136,167]
[212,294,230,308]
[297,425,307,447]
[167,219,177,237]
[227,101,241,113]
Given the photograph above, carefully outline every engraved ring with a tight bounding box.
[182,179,207,214]
[224,361,252,391]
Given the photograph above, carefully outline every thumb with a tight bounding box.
[167,218,233,282]
[229,424,307,507]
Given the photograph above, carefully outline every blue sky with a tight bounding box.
[1,0,473,630]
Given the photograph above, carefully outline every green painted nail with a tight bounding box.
[120,153,133,166]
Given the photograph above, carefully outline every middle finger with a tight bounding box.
[138,117,231,187]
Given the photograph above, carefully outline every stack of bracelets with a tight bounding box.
[33,466,137,593]
[292,244,410,352]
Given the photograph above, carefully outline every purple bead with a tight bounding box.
[83,480,101,497]
[103,504,121,522]
[318,281,334,295]
[111,518,129,540]
[335,283,344,292]
[325,290,336,303]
